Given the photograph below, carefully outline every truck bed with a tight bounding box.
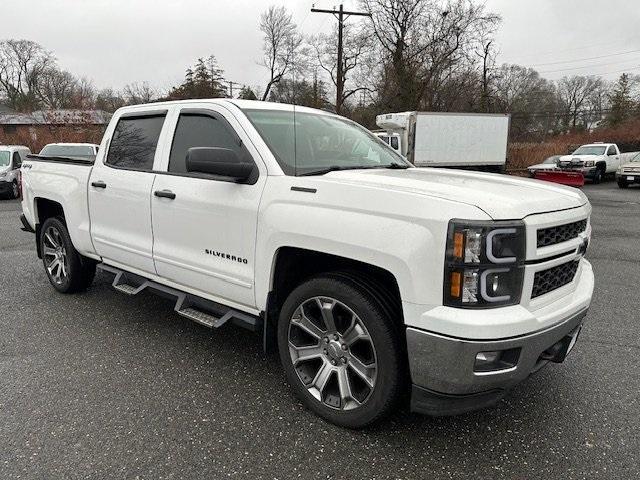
[21,155,96,258]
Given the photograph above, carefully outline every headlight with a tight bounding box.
[444,220,526,308]
[583,160,595,167]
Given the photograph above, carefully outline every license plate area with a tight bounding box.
[539,325,582,363]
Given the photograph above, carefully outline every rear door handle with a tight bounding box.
[154,189,176,200]
[91,181,107,189]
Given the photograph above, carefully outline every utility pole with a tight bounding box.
[228,80,242,98]
[311,3,370,115]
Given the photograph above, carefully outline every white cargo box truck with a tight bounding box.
[376,112,511,172]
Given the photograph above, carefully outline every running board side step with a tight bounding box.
[97,264,262,332]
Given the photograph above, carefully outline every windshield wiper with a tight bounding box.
[298,165,378,176]
[298,162,410,176]
[384,162,410,169]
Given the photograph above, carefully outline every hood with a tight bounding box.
[559,154,604,163]
[322,168,587,220]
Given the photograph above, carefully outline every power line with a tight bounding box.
[504,35,640,61]
[538,57,640,74]
[527,48,640,67]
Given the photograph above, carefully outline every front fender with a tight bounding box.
[254,177,490,312]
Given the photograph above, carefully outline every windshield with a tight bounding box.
[572,146,606,156]
[0,151,10,168]
[631,153,640,163]
[244,109,410,176]
[40,144,95,159]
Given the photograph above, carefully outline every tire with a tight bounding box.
[277,274,404,428]
[40,217,96,294]
[618,180,629,189]
[592,168,604,184]
[11,181,19,199]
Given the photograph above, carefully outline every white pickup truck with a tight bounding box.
[557,143,630,183]
[19,99,594,428]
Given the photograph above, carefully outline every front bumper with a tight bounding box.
[406,257,593,416]
[616,172,640,184]
[408,307,586,415]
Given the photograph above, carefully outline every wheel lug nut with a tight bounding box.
[341,357,347,364]
[324,337,330,344]
[333,334,339,341]
[341,344,348,351]
[323,349,327,355]
[330,359,337,366]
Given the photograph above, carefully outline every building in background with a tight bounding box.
[0,110,111,151]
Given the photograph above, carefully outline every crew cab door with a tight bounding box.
[607,145,621,172]
[88,111,169,274]
[150,105,266,309]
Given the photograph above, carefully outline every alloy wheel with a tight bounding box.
[288,296,378,411]
[43,226,68,285]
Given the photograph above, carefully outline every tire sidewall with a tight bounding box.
[40,217,77,293]
[277,276,402,428]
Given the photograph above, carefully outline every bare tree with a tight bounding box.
[312,23,374,113]
[123,82,157,104]
[37,68,78,108]
[360,0,500,111]
[0,39,55,111]
[557,75,604,129]
[259,5,304,101]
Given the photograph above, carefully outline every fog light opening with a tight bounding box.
[474,348,521,373]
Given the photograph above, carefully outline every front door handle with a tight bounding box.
[91,181,107,189]
[154,189,176,200]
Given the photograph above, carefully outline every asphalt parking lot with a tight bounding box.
[1,181,639,479]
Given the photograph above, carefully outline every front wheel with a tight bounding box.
[277,274,403,428]
[592,168,604,184]
[40,217,96,293]
[11,181,19,199]
[618,180,629,189]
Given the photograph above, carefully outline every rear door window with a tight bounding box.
[168,113,250,174]
[106,115,166,170]
[390,136,399,150]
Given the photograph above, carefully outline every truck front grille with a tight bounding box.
[532,260,580,298]
[537,219,587,248]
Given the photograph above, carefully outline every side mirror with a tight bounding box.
[186,147,254,183]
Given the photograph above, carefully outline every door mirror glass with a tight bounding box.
[186,147,254,182]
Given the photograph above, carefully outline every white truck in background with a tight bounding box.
[556,143,639,183]
[376,111,510,172]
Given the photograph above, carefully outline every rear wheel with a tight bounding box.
[277,274,403,428]
[40,217,96,293]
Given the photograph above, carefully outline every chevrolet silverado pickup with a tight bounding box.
[19,99,594,428]
[556,143,638,183]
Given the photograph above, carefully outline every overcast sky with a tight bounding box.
[3,0,640,94]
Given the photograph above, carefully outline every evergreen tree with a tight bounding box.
[238,86,258,100]
[607,73,635,126]
[168,56,227,100]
